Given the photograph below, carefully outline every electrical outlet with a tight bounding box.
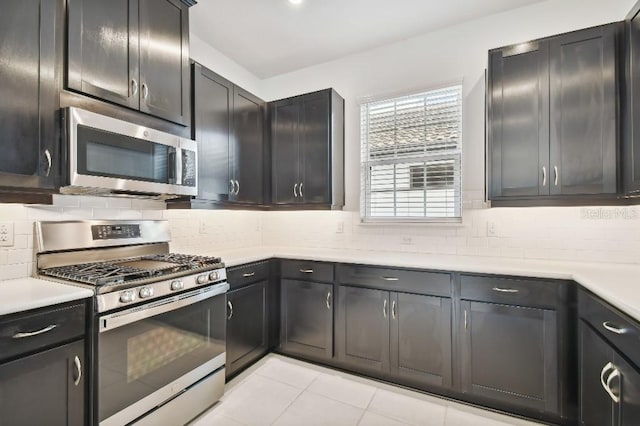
[487,221,497,237]
[336,221,344,234]
[0,222,14,247]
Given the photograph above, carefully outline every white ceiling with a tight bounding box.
[190,0,546,79]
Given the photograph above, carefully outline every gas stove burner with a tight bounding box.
[41,262,153,286]
[142,253,222,267]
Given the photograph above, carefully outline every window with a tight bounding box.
[360,85,463,222]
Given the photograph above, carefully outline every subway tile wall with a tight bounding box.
[1,194,639,281]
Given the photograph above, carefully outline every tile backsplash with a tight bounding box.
[0,195,639,281]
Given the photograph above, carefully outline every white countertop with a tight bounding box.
[0,278,94,316]
[195,247,640,323]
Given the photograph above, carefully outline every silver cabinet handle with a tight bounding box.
[600,362,620,403]
[383,299,388,319]
[392,300,397,320]
[382,277,399,281]
[13,324,57,339]
[243,272,256,278]
[299,182,304,198]
[44,149,52,177]
[230,180,235,195]
[131,79,138,96]
[235,180,240,195]
[464,310,468,330]
[142,83,149,99]
[492,287,519,293]
[294,183,299,198]
[299,269,314,274]
[73,355,82,386]
[542,166,547,187]
[326,291,331,310]
[227,301,233,320]
[554,166,559,186]
[603,321,627,335]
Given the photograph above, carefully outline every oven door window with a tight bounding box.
[98,294,225,423]
[77,125,176,183]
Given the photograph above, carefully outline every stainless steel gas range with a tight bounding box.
[35,220,228,426]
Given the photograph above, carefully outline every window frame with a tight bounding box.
[359,84,464,224]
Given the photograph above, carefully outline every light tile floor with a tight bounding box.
[191,354,544,426]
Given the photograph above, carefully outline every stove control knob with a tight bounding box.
[120,290,136,304]
[170,280,184,291]
[209,271,219,281]
[139,287,154,299]
[197,274,208,285]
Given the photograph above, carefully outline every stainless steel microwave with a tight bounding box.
[62,107,197,198]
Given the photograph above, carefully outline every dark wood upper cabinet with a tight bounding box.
[0,0,62,192]
[271,89,344,209]
[179,63,265,209]
[488,23,622,205]
[488,42,549,199]
[624,3,640,194]
[549,25,618,196]
[67,0,190,125]
[232,87,265,204]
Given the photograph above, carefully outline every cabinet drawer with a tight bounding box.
[0,303,86,363]
[281,260,334,283]
[227,261,270,290]
[579,290,640,368]
[337,265,451,297]
[460,275,557,309]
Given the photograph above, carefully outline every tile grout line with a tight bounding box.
[355,387,378,425]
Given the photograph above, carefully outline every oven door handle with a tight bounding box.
[99,282,229,333]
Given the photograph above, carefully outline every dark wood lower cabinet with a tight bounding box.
[280,279,333,360]
[0,340,85,426]
[338,286,389,373]
[391,292,452,388]
[580,322,640,425]
[226,281,268,378]
[337,286,452,390]
[460,301,558,414]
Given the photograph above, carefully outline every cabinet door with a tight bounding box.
[138,0,190,125]
[391,293,452,389]
[67,0,139,110]
[460,301,558,414]
[626,9,640,194]
[616,352,640,426]
[226,281,268,377]
[271,100,301,204]
[580,322,616,426]
[280,279,332,360]
[0,0,61,190]
[233,87,265,204]
[337,286,390,373]
[0,340,85,426]
[549,24,618,195]
[488,43,550,198]
[192,64,232,203]
[301,91,331,204]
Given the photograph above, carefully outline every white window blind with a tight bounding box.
[360,85,463,222]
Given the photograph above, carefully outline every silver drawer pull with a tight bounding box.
[227,301,233,320]
[382,277,399,281]
[602,321,627,335]
[600,362,621,403]
[492,287,519,293]
[73,355,82,386]
[243,272,256,278]
[299,269,314,274]
[13,324,57,339]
